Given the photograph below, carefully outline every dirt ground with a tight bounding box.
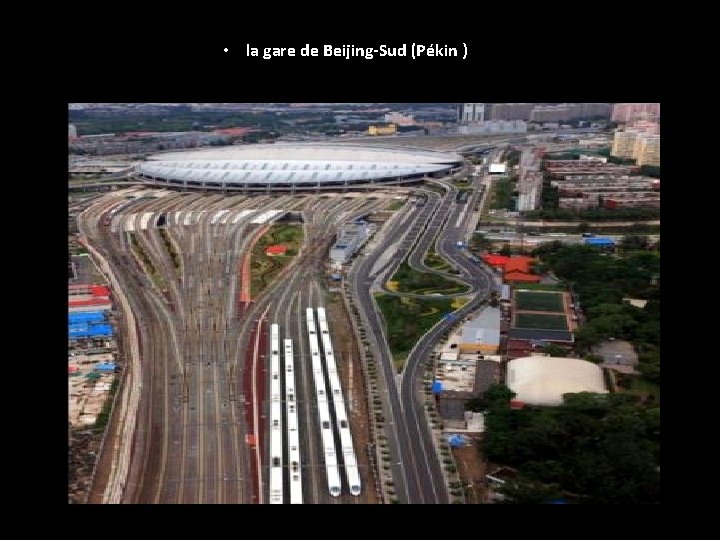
[69,427,106,504]
[451,439,487,504]
[326,292,379,504]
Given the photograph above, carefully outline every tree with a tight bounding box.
[573,325,604,352]
[497,477,563,504]
[484,391,660,503]
[620,235,649,252]
[637,350,660,384]
[484,384,516,407]
[471,233,491,251]
[499,243,512,257]
[540,343,569,357]
[576,222,591,234]
[464,397,486,412]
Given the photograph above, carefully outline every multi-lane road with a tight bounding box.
[346,167,496,503]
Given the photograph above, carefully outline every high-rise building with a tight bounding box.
[457,103,485,124]
[458,120,527,134]
[530,103,612,123]
[486,103,536,121]
[68,124,77,138]
[579,103,613,118]
[611,131,639,159]
[627,120,660,134]
[611,103,660,123]
[611,130,661,167]
[633,134,660,167]
[384,112,414,126]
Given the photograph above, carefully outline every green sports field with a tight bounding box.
[515,291,564,312]
[515,313,569,331]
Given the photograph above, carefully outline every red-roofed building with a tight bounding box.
[509,399,526,410]
[214,127,253,137]
[91,285,110,297]
[482,254,510,268]
[504,270,542,284]
[503,256,534,274]
[265,245,287,257]
[481,254,541,283]
[69,298,111,307]
[507,338,533,359]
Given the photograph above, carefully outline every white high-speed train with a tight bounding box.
[306,308,342,497]
[284,338,303,504]
[316,307,362,496]
[268,324,284,504]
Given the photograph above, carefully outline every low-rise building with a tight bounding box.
[482,254,541,284]
[458,307,501,354]
[545,160,639,177]
[329,221,373,264]
[604,194,660,209]
[506,356,607,406]
[368,124,397,136]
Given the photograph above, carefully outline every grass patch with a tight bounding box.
[386,199,406,211]
[491,177,515,211]
[251,224,304,297]
[390,261,469,295]
[94,376,120,430]
[424,251,452,272]
[451,296,470,309]
[515,291,564,312]
[515,313,568,330]
[512,282,566,292]
[424,183,447,194]
[627,376,660,402]
[129,232,166,291]
[158,227,180,273]
[376,293,455,371]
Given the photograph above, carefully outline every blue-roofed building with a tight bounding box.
[68,322,114,339]
[95,363,116,372]
[68,311,107,324]
[584,237,615,247]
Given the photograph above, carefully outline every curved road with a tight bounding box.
[348,173,495,504]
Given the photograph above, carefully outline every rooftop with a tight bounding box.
[139,143,463,186]
[459,307,501,347]
[506,356,607,406]
[265,244,287,256]
[507,328,574,343]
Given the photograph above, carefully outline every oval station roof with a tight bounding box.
[137,143,462,186]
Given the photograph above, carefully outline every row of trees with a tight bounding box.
[525,207,660,221]
[533,242,660,383]
[483,385,660,504]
